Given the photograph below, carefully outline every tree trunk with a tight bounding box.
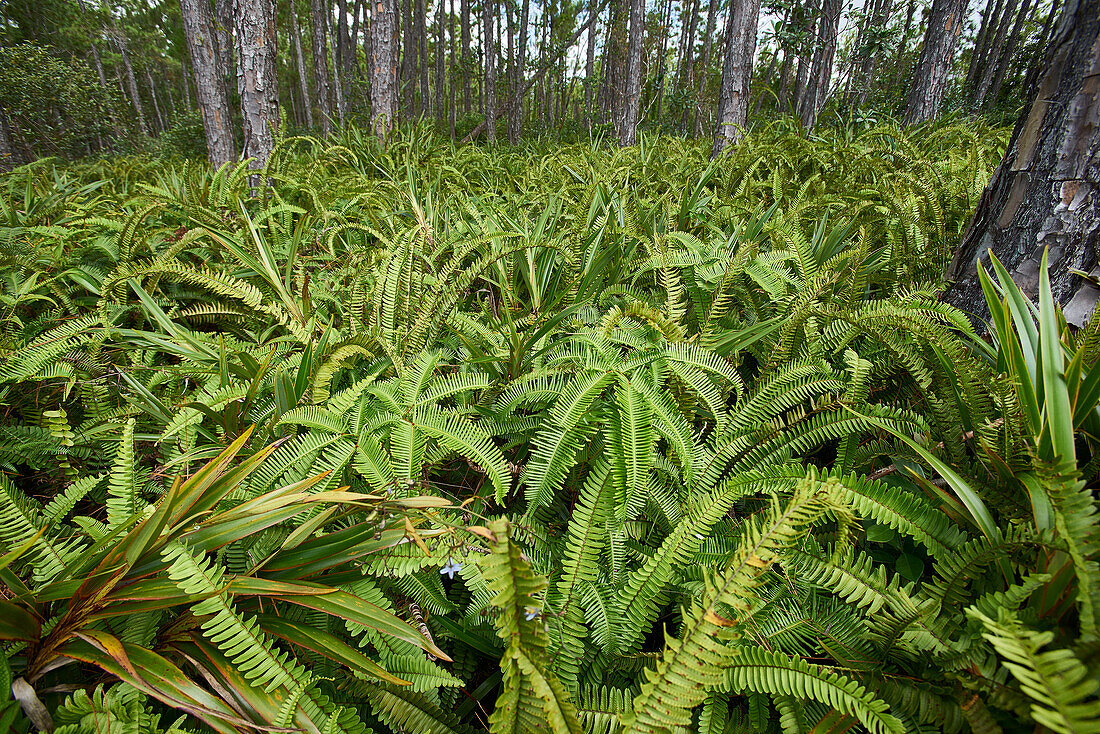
[234,0,279,168]
[585,3,598,129]
[619,0,645,145]
[370,0,399,137]
[417,0,429,116]
[508,0,530,142]
[1022,0,1061,95]
[973,0,1020,107]
[983,0,1032,107]
[115,27,149,136]
[655,0,674,119]
[311,0,334,134]
[677,0,699,132]
[484,0,497,140]
[337,0,355,105]
[712,0,763,154]
[449,0,457,135]
[902,0,968,126]
[400,0,414,117]
[215,0,235,78]
[692,0,718,136]
[964,0,1005,98]
[288,0,316,129]
[799,0,839,129]
[461,0,471,113]
[331,5,347,125]
[146,69,167,133]
[945,0,1100,326]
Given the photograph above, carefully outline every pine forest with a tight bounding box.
[0,0,1098,732]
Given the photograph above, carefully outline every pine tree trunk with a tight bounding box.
[146,69,167,132]
[215,0,235,76]
[902,0,968,126]
[435,0,445,122]
[461,0,471,113]
[331,5,347,124]
[449,0,457,135]
[370,0,399,137]
[1022,0,1061,94]
[984,0,1032,107]
[655,0,673,119]
[311,0,334,134]
[400,0,414,117]
[484,0,497,140]
[115,27,149,136]
[712,0,762,154]
[288,0,316,128]
[945,0,1100,325]
[585,3,598,129]
[798,0,839,129]
[964,0,1004,98]
[338,0,355,104]
[508,0,530,142]
[973,0,1020,107]
[692,0,717,136]
[234,0,279,168]
[619,0,644,145]
[417,0,429,116]
[677,0,699,132]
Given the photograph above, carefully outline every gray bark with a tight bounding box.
[337,0,355,104]
[461,0,471,113]
[508,0,530,142]
[311,0,335,134]
[799,0,840,129]
[585,3,598,128]
[484,0,497,140]
[1022,0,1061,95]
[234,0,279,168]
[964,0,1004,96]
[713,0,763,154]
[619,0,645,145]
[693,0,718,136]
[436,0,445,122]
[115,27,149,136]
[215,0,235,76]
[973,0,1020,106]
[418,0,429,115]
[370,0,399,137]
[945,0,1100,326]
[288,0,316,128]
[146,69,166,132]
[331,4,347,124]
[983,0,1032,106]
[902,0,968,126]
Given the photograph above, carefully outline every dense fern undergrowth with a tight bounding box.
[2,122,1100,734]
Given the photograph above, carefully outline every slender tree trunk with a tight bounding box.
[484,0,497,140]
[676,0,699,131]
[605,0,628,126]
[799,0,839,129]
[508,0,530,141]
[417,0,429,116]
[336,0,354,115]
[1,110,17,172]
[234,0,279,168]
[891,0,918,88]
[692,0,718,136]
[450,0,457,134]
[1022,0,1061,94]
[331,5,347,125]
[655,0,674,119]
[181,55,194,112]
[435,0,445,122]
[146,69,167,132]
[370,0,399,137]
[400,0,414,117]
[352,0,364,75]
[288,0,316,128]
[713,0,763,154]
[983,0,1032,107]
[902,0,968,126]
[945,0,1100,325]
[964,0,1004,97]
[973,0,1020,107]
[619,0,645,144]
[115,27,149,136]
[461,0,471,113]
[311,0,334,134]
[585,3,598,129]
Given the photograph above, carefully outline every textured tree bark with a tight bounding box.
[370,0,399,138]
[798,0,839,129]
[331,4,347,124]
[507,0,530,142]
[983,0,1032,106]
[618,0,644,145]
[461,0,471,113]
[964,0,1005,97]
[712,0,762,154]
[234,0,279,168]
[435,0,445,122]
[676,0,699,131]
[484,0,497,140]
[311,0,334,134]
[973,0,1020,107]
[1022,0,1061,95]
[902,0,968,126]
[337,0,355,106]
[215,0,235,77]
[115,26,149,136]
[417,0,429,116]
[288,0,315,129]
[692,0,717,136]
[400,0,414,117]
[944,0,1100,326]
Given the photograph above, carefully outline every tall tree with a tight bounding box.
[585,2,598,128]
[435,0,445,122]
[980,0,1033,108]
[618,0,644,145]
[945,0,1099,323]
[798,0,839,129]
[234,0,279,167]
[337,0,355,106]
[288,0,316,129]
[902,0,968,125]
[713,0,763,154]
[508,0,530,142]
[484,0,497,140]
[311,0,334,134]
[461,0,471,113]
[370,0,399,137]
[972,0,1020,106]
[692,0,718,135]
[113,24,149,136]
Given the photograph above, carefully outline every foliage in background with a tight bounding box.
[2,123,1099,733]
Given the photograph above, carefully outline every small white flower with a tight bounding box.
[440,559,462,579]
[524,607,541,621]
